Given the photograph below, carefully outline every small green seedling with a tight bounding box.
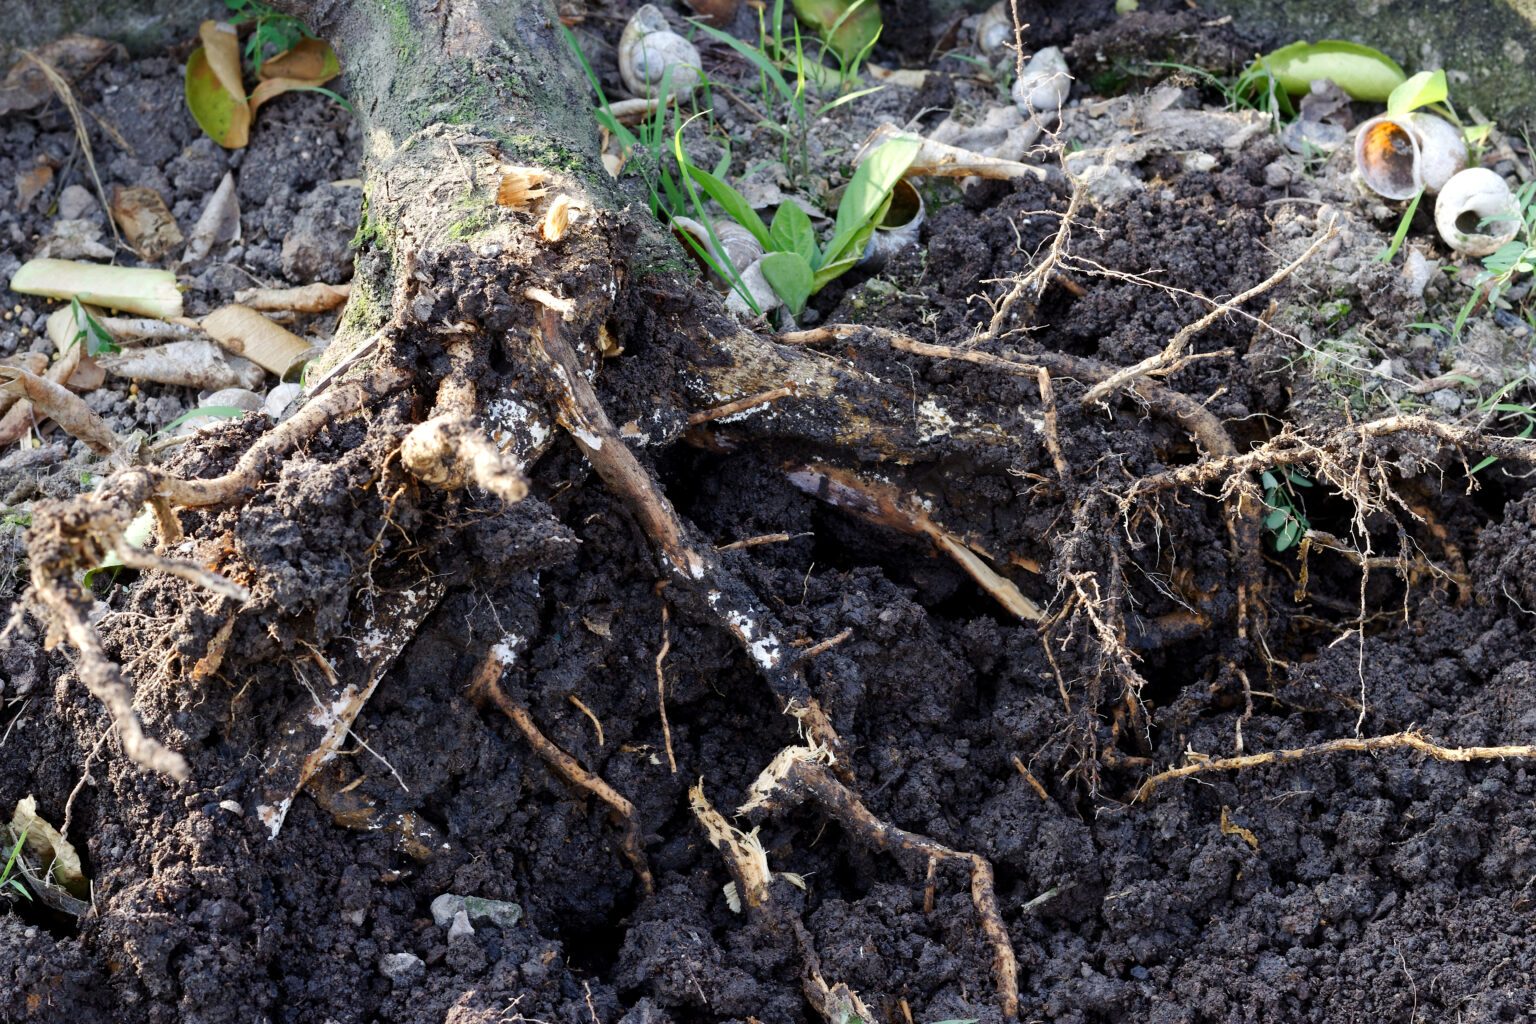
[224,0,311,75]
[66,298,120,356]
[1261,469,1313,552]
[2,825,32,902]
[680,135,920,314]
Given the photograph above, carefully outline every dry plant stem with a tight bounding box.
[22,50,121,250]
[0,363,118,453]
[1080,220,1338,405]
[744,750,1020,1019]
[531,305,842,750]
[1135,731,1536,802]
[471,652,654,894]
[689,783,771,909]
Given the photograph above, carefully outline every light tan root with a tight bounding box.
[742,745,1021,1019]
[786,461,1043,622]
[1135,731,1536,802]
[1079,219,1338,405]
[469,648,655,894]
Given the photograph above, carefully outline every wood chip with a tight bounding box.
[201,304,313,377]
[110,185,184,261]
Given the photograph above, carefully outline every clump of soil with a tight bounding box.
[3,3,1536,1023]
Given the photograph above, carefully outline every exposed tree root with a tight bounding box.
[531,305,844,754]
[1135,731,1536,802]
[469,648,654,895]
[740,745,1021,1019]
[785,461,1044,621]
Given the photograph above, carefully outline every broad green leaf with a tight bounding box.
[1260,471,1278,490]
[1286,471,1313,487]
[1250,40,1406,101]
[1275,519,1300,551]
[683,165,774,249]
[813,192,890,290]
[1386,69,1447,116]
[760,252,814,315]
[1264,508,1289,530]
[823,136,919,267]
[770,202,819,265]
[793,0,882,63]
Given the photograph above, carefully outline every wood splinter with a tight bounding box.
[469,648,654,894]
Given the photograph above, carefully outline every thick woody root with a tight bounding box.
[739,745,1021,1019]
[529,304,845,755]
[1135,731,1536,802]
[469,648,654,895]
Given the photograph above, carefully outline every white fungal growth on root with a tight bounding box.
[486,397,552,451]
[491,632,525,666]
[916,398,959,442]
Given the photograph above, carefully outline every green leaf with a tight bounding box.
[759,251,814,315]
[770,201,819,265]
[69,298,120,356]
[185,45,252,148]
[1386,69,1447,116]
[793,0,882,63]
[1264,508,1289,530]
[683,165,774,249]
[1375,188,1422,264]
[1275,518,1300,552]
[1286,471,1313,487]
[160,405,249,433]
[1249,40,1406,101]
[692,20,796,102]
[823,136,919,267]
[1260,471,1279,490]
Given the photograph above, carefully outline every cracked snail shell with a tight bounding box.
[1354,112,1467,201]
[1434,167,1521,257]
[619,4,703,100]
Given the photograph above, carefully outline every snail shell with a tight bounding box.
[1011,47,1071,118]
[725,256,783,318]
[858,179,925,270]
[975,2,1013,57]
[619,4,702,100]
[1434,167,1521,257]
[1354,112,1467,201]
[671,216,764,277]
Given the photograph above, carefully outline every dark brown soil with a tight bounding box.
[3,4,1535,1024]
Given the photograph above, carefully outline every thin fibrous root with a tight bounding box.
[468,648,654,895]
[18,364,410,778]
[1079,218,1337,405]
[530,304,843,754]
[741,745,1021,1019]
[1135,730,1536,802]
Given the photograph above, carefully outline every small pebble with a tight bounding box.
[378,952,424,986]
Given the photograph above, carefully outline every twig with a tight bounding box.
[1135,731,1536,802]
[1080,220,1337,404]
[688,384,798,425]
[796,627,852,662]
[469,650,654,894]
[987,184,1085,339]
[717,532,798,550]
[22,50,122,251]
